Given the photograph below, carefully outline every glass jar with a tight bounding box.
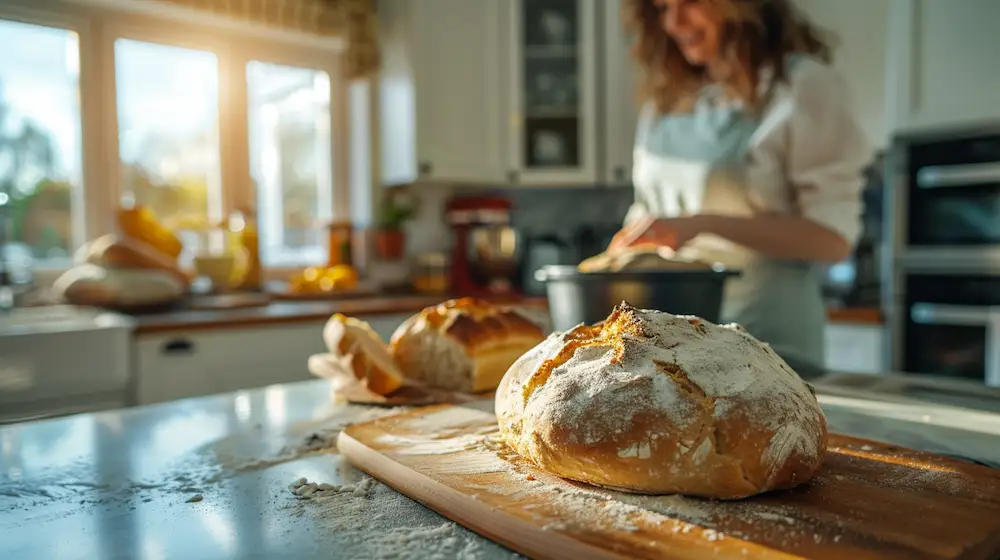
[413,252,449,294]
[327,221,354,267]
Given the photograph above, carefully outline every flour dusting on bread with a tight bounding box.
[496,302,827,499]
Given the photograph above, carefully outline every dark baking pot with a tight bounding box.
[536,264,740,332]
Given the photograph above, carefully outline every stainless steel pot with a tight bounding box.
[535,264,740,332]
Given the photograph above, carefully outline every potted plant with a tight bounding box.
[374,190,417,261]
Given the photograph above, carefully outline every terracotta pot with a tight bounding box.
[375,228,405,261]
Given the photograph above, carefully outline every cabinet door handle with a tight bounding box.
[507,170,519,184]
[162,338,195,355]
[419,161,433,176]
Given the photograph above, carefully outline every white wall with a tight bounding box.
[795,0,890,148]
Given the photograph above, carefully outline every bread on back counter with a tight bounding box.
[578,245,711,273]
[77,234,191,286]
[388,298,546,393]
[323,314,406,396]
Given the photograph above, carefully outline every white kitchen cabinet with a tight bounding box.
[378,0,506,186]
[824,322,885,375]
[504,0,599,185]
[379,0,640,189]
[887,0,1000,133]
[135,322,328,405]
[134,313,414,405]
[600,0,640,186]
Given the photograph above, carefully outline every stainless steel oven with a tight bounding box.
[908,141,1000,246]
[887,126,1000,268]
[902,274,1000,386]
[884,123,1000,383]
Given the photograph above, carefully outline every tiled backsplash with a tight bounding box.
[399,184,633,255]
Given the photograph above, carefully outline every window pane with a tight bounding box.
[0,20,82,265]
[115,39,221,260]
[247,61,332,267]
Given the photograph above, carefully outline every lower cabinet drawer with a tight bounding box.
[825,322,884,374]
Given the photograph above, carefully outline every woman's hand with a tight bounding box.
[611,214,852,263]
[608,216,705,252]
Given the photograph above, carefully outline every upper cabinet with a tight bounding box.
[887,0,1000,134]
[505,0,599,185]
[601,0,640,186]
[378,0,507,186]
[378,0,640,188]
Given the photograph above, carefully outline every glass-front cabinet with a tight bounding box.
[507,0,598,185]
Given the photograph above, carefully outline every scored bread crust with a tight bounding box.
[323,314,405,395]
[495,302,827,499]
[388,298,546,393]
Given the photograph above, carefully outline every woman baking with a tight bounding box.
[609,0,872,378]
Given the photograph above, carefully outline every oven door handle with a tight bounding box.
[910,303,1000,326]
[916,162,1000,189]
[910,303,1000,387]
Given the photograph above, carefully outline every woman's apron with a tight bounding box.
[630,89,827,379]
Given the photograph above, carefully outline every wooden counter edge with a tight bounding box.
[133,297,880,335]
[133,295,550,335]
[826,307,883,325]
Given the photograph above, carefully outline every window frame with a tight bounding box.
[0,4,99,267]
[0,0,359,282]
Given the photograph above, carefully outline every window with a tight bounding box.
[247,61,333,267]
[0,1,363,276]
[0,19,82,266]
[115,39,223,262]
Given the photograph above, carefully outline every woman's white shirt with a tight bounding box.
[625,57,872,268]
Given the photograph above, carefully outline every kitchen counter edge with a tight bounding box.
[131,296,881,335]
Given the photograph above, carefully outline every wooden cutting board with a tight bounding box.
[338,403,1000,560]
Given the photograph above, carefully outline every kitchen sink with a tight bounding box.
[0,305,135,424]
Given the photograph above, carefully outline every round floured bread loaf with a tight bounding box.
[389,298,546,393]
[323,314,406,395]
[495,302,827,499]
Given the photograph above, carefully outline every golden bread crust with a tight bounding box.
[323,314,405,395]
[389,298,546,393]
[495,302,827,499]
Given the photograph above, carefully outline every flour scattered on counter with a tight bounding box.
[287,475,514,559]
[288,476,378,500]
[1,404,411,514]
[216,405,411,476]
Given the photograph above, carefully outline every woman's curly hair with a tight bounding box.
[625,0,837,113]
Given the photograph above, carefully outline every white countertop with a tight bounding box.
[2,378,1000,559]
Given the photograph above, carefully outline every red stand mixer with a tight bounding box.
[445,196,521,296]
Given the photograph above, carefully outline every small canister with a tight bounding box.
[327,221,354,267]
[413,252,449,293]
